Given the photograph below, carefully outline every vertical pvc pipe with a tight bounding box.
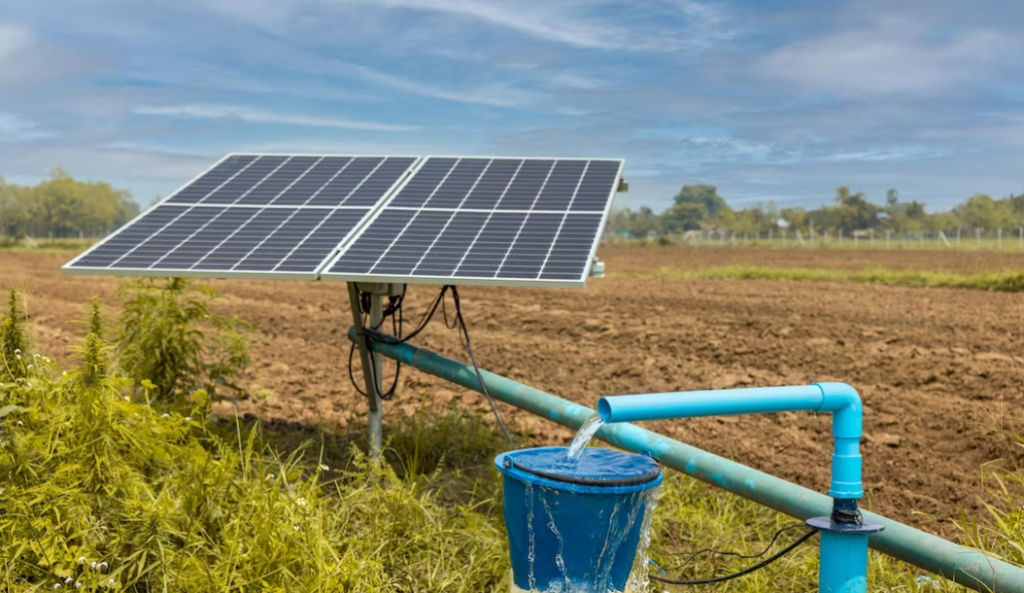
[820,532,869,593]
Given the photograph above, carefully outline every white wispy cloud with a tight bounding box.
[135,104,418,132]
[0,112,53,142]
[0,23,32,62]
[368,0,733,52]
[352,66,540,108]
[759,25,1007,97]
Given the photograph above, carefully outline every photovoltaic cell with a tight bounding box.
[64,154,419,278]
[323,156,623,286]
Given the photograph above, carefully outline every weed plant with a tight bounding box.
[115,279,250,403]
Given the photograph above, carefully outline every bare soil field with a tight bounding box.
[4,247,1024,537]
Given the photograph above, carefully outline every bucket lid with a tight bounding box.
[501,447,661,488]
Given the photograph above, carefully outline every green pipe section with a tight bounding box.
[351,328,1024,593]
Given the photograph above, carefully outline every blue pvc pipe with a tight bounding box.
[598,383,864,498]
[349,328,1024,593]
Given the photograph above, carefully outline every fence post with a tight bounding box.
[920,232,924,250]
[976,228,982,247]
[869,229,874,249]
[838,229,843,246]
[957,228,961,250]
[998,228,1003,250]
[886,230,891,250]
[1020,227,1023,251]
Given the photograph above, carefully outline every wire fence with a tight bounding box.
[612,228,1024,251]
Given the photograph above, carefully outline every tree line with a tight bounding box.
[609,185,1024,237]
[0,168,139,239]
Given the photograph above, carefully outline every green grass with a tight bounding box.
[604,236,1024,252]
[615,265,1024,292]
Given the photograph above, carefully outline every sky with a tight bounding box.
[0,0,1022,212]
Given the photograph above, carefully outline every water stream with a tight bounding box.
[566,413,604,462]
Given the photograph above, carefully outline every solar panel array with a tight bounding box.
[64,155,417,279]
[322,157,622,286]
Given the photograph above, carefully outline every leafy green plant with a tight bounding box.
[115,278,249,403]
[0,288,27,381]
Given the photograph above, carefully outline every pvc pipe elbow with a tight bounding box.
[814,382,863,439]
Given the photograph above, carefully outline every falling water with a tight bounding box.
[514,484,663,593]
[626,485,662,593]
[526,483,537,592]
[566,413,605,461]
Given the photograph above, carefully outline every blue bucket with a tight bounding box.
[495,447,663,592]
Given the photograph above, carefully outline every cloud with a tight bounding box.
[0,23,33,61]
[367,0,733,52]
[758,26,1007,97]
[352,66,541,108]
[135,104,418,132]
[0,112,53,141]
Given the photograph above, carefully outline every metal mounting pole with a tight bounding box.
[346,282,406,457]
[347,282,384,456]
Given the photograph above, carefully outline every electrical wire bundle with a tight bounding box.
[650,524,818,586]
[347,284,516,447]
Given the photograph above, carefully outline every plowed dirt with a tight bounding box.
[4,247,1024,537]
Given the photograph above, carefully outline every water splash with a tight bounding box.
[526,483,537,592]
[626,485,662,593]
[540,491,573,593]
[566,413,604,461]
[594,491,646,593]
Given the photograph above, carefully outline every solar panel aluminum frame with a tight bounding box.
[319,156,624,288]
[62,154,423,281]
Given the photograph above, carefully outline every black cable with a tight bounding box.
[448,286,516,448]
[348,286,408,401]
[664,523,808,569]
[349,284,516,447]
[651,528,818,586]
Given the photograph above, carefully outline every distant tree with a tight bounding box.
[663,202,708,232]
[0,168,136,238]
[832,186,879,232]
[956,194,999,230]
[673,184,729,217]
[886,188,899,209]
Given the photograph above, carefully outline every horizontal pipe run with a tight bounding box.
[350,328,1024,593]
[597,386,825,423]
[598,383,864,498]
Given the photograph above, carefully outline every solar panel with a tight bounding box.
[64,154,419,279]
[320,157,623,287]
